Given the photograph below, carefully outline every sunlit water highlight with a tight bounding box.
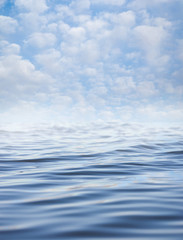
[0,122,183,239]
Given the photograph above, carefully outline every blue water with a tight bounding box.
[0,122,183,239]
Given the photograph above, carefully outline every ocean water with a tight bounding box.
[0,122,183,240]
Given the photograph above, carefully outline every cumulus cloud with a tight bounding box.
[136,104,183,122]
[91,0,126,6]
[113,77,135,94]
[35,49,62,74]
[128,0,172,9]
[104,11,136,27]
[70,0,90,13]
[0,47,53,108]
[0,41,20,55]
[137,81,157,97]
[134,24,168,65]
[177,39,183,61]
[15,0,48,13]
[67,27,86,43]
[0,0,182,124]
[0,15,18,34]
[17,12,48,33]
[25,32,57,48]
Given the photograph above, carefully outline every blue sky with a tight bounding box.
[0,0,183,125]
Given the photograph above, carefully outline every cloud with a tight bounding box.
[91,0,126,6]
[136,104,183,122]
[0,0,182,125]
[67,26,86,43]
[0,15,18,34]
[79,40,100,64]
[104,11,136,27]
[0,44,53,108]
[128,0,172,9]
[113,77,135,94]
[177,39,183,61]
[35,49,62,75]
[133,24,169,65]
[15,0,48,13]
[25,32,57,48]
[17,12,48,33]
[137,81,157,97]
[70,0,91,13]
[0,40,20,55]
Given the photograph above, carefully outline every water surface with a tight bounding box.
[0,123,183,239]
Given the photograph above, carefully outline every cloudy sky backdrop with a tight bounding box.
[0,0,183,125]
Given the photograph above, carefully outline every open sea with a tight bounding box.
[0,122,183,240]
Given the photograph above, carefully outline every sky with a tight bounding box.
[0,0,183,126]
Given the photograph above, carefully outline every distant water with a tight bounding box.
[0,122,183,240]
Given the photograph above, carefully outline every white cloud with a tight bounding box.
[26,32,57,48]
[81,67,97,77]
[128,0,172,9]
[136,104,183,122]
[87,85,107,107]
[162,81,183,96]
[113,77,135,94]
[84,18,109,39]
[17,12,48,33]
[58,21,70,35]
[126,52,139,60]
[0,0,182,125]
[98,110,115,121]
[0,101,59,125]
[134,24,168,65]
[103,11,136,27]
[154,17,172,28]
[59,20,100,64]
[55,5,73,20]
[51,94,73,107]
[137,81,157,97]
[68,27,86,42]
[0,54,53,105]
[68,11,136,63]
[91,0,126,6]
[35,49,61,74]
[0,41,20,55]
[79,40,100,64]
[0,15,18,34]
[15,0,48,13]
[177,39,183,61]
[70,0,90,13]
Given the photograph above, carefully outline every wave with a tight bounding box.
[0,123,183,239]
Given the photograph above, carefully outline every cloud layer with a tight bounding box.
[0,0,183,125]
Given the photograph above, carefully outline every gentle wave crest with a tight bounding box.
[0,123,183,239]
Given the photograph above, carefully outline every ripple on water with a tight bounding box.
[0,123,183,239]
